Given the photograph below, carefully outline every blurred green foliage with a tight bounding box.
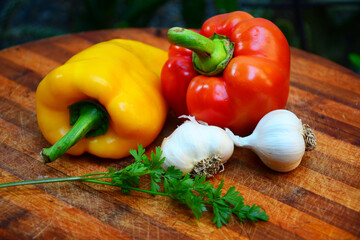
[0,0,359,73]
[79,0,167,29]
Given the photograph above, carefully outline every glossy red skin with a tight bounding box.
[161,45,198,116]
[161,11,290,136]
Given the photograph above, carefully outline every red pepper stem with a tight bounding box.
[167,27,234,76]
[168,27,215,58]
[41,100,109,163]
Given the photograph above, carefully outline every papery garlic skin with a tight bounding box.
[161,116,234,176]
[226,110,306,172]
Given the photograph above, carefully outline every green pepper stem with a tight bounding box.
[41,100,109,163]
[167,27,234,76]
[168,27,215,58]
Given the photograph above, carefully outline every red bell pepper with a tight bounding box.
[161,11,290,136]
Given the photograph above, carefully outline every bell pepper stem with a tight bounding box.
[41,100,109,163]
[168,27,215,58]
[167,27,234,76]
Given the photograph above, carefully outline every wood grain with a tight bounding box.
[0,28,359,240]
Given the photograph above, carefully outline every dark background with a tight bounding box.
[1,0,360,73]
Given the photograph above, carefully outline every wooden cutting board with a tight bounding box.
[0,28,359,240]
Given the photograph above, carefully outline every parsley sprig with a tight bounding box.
[0,145,269,228]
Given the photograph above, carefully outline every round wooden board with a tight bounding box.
[0,28,359,239]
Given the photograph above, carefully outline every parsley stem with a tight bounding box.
[81,172,108,177]
[0,176,92,188]
[83,179,170,196]
[122,186,170,196]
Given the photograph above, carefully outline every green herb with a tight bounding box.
[0,145,268,228]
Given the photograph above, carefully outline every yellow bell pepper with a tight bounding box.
[36,39,168,162]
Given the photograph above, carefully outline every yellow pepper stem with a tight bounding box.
[167,27,234,76]
[41,100,109,163]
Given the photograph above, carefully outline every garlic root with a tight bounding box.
[302,124,317,151]
[189,155,224,178]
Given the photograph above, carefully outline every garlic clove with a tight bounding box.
[226,110,315,172]
[249,110,305,172]
[161,116,234,177]
[250,130,305,172]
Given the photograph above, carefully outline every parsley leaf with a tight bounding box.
[222,186,244,206]
[129,144,146,162]
[232,203,269,222]
[212,200,231,228]
[142,147,166,193]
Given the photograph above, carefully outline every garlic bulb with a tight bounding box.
[226,109,316,172]
[161,116,234,177]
